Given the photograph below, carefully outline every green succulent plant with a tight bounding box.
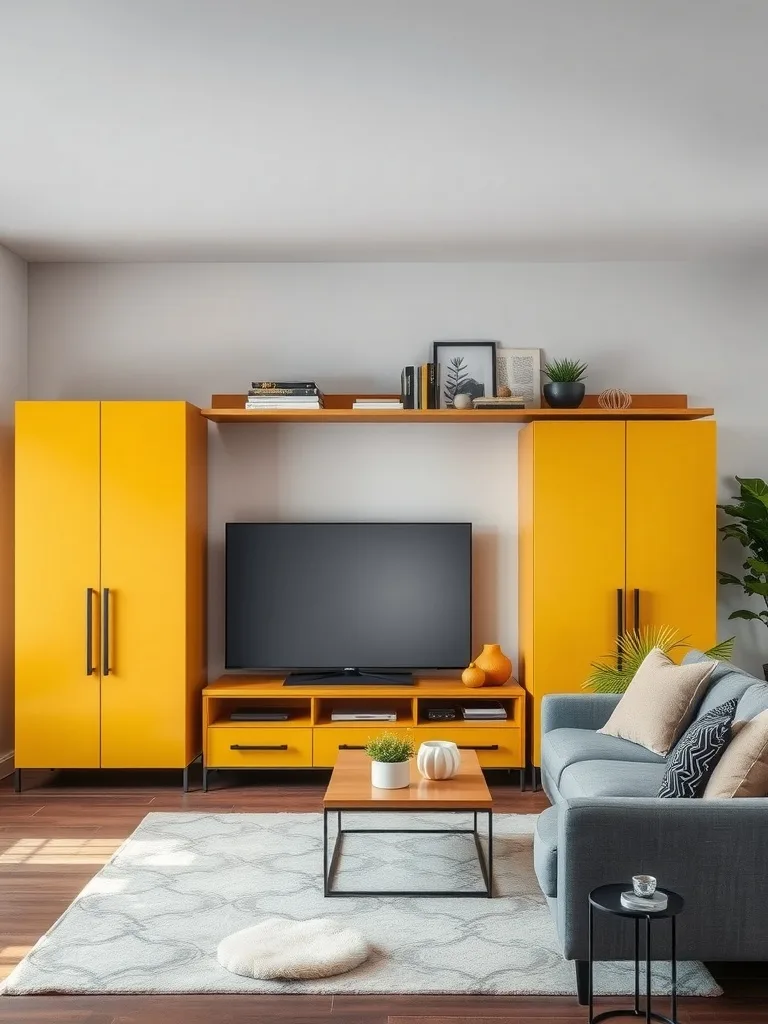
[364,731,415,763]
[542,358,588,383]
[582,625,734,694]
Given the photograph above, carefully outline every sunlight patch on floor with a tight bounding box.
[0,945,33,979]
[0,837,122,865]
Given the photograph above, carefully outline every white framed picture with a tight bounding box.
[496,348,541,408]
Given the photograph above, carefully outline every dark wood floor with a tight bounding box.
[0,768,765,1023]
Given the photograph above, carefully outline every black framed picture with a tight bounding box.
[432,340,498,409]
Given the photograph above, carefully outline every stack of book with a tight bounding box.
[352,398,404,410]
[245,381,324,410]
[400,364,439,409]
[473,396,526,410]
[461,701,507,721]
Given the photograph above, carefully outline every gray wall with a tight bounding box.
[28,260,768,676]
[0,245,27,762]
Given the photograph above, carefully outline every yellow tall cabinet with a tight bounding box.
[15,401,207,784]
[519,419,716,766]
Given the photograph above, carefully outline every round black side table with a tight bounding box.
[588,883,684,1024]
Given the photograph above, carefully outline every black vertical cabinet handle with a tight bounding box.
[634,588,640,631]
[85,588,94,676]
[616,588,624,670]
[102,588,110,676]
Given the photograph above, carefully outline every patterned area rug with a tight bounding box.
[2,811,720,996]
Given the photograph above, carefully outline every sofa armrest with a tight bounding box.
[557,796,768,961]
[541,693,621,734]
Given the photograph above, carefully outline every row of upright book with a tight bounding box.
[245,381,323,409]
[400,364,439,409]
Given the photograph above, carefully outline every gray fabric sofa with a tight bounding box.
[534,650,768,1003]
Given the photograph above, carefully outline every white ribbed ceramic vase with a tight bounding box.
[417,740,460,780]
[370,759,411,789]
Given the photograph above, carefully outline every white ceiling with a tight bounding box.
[2,0,768,261]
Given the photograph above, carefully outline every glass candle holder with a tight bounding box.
[632,874,657,898]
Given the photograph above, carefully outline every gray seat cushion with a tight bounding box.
[542,727,666,785]
[533,805,558,898]
[558,759,668,799]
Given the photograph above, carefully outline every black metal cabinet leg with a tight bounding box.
[519,766,525,792]
[202,767,208,792]
[13,768,21,793]
[576,958,589,1007]
[183,765,189,793]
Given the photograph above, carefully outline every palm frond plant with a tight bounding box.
[582,626,735,694]
[542,358,588,383]
[365,732,415,763]
[717,476,768,633]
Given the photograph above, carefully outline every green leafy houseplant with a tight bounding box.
[365,732,415,763]
[542,358,588,383]
[582,625,734,694]
[717,476,768,633]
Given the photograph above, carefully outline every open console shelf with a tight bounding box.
[202,675,526,787]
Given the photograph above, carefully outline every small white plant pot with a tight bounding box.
[417,740,460,780]
[371,759,411,789]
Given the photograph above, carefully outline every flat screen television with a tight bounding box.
[225,522,472,685]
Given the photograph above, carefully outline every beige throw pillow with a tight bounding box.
[598,647,716,756]
[703,710,768,798]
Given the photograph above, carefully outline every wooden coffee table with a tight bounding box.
[322,749,493,898]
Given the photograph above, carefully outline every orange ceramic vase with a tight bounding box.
[461,662,486,688]
[474,644,513,685]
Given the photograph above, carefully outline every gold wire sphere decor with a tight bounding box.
[598,388,632,410]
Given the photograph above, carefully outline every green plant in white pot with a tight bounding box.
[365,732,415,790]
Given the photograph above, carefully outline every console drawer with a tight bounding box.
[207,727,312,768]
[313,727,411,767]
[415,726,522,768]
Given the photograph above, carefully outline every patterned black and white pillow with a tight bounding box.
[658,699,738,798]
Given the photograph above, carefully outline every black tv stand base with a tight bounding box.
[283,669,414,686]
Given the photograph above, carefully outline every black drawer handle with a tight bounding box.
[458,744,499,751]
[338,744,366,750]
[230,744,288,751]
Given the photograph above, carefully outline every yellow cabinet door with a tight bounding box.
[99,402,190,768]
[521,422,626,764]
[626,421,717,650]
[15,402,101,767]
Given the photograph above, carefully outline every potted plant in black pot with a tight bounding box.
[542,358,588,408]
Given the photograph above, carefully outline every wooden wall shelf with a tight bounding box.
[203,394,713,424]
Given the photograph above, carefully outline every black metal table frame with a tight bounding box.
[589,901,678,1024]
[323,807,493,898]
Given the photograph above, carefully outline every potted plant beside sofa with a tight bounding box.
[717,475,768,680]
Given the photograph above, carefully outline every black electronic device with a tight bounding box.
[229,708,291,722]
[426,707,457,721]
[225,522,472,685]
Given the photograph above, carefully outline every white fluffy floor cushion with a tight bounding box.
[217,917,369,980]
